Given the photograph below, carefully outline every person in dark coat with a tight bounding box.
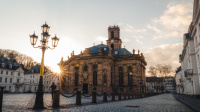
[51,82,56,99]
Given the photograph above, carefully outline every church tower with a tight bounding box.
[106,25,122,49]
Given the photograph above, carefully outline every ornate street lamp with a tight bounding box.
[29,22,59,109]
[137,79,143,98]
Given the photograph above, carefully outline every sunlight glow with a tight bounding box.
[53,66,61,73]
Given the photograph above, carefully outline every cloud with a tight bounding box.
[144,43,183,75]
[153,3,192,29]
[119,23,146,33]
[94,36,107,43]
[150,2,192,39]
[135,39,143,44]
[147,25,161,33]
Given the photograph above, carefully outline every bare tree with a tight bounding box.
[148,66,157,77]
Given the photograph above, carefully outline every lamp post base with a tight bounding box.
[33,76,45,109]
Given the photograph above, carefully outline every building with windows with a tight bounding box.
[24,64,59,92]
[58,25,147,94]
[0,57,24,93]
[176,0,200,97]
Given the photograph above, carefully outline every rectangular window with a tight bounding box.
[10,78,12,83]
[9,86,11,90]
[11,72,13,75]
[1,71,3,74]
[17,79,19,83]
[5,78,7,83]
[18,73,20,76]
[0,77,2,82]
[6,71,8,75]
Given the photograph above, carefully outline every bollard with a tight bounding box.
[92,92,96,103]
[124,93,126,100]
[103,92,107,102]
[0,87,4,111]
[128,93,130,99]
[52,90,60,108]
[76,91,81,105]
[118,93,121,100]
[111,92,115,101]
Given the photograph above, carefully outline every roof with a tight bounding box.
[25,64,49,75]
[25,64,40,74]
[89,44,132,56]
[113,48,132,56]
[0,57,21,70]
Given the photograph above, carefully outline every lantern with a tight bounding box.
[30,31,38,46]
[41,23,50,33]
[52,35,59,47]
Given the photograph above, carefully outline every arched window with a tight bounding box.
[111,31,114,38]
[75,72,78,86]
[111,44,114,49]
[83,66,88,71]
[128,73,132,86]
[119,73,123,87]
[93,71,97,86]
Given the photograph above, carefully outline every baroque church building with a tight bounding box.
[59,25,147,94]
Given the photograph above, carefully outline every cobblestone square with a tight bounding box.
[2,94,193,112]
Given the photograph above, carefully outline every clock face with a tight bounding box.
[111,40,114,43]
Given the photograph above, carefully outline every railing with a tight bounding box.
[184,69,193,77]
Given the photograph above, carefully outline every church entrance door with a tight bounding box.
[83,84,88,94]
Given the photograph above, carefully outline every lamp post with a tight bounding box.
[137,79,143,98]
[30,22,59,109]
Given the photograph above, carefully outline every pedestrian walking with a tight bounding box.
[51,82,56,99]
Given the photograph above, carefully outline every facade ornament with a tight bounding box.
[80,50,82,54]
[141,53,144,57]
[61,57,63,63]
[133,49,135,54]
[98,47,101,53]
[138,50,140,55]
[124,50,126,55]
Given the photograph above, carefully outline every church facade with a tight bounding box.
[58,25,147,94]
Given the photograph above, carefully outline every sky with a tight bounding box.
[0,0,193,74]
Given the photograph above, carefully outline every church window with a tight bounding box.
[128,74,132,86]
[111,31,114,38]
[75,73,78,86]
[111,44,114,49]
[75,67,79,70]
[93,71,97,86]
[83,66,88,71]
[128,66,132,71]
[119,73,123,87]
[103,75,107,84]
